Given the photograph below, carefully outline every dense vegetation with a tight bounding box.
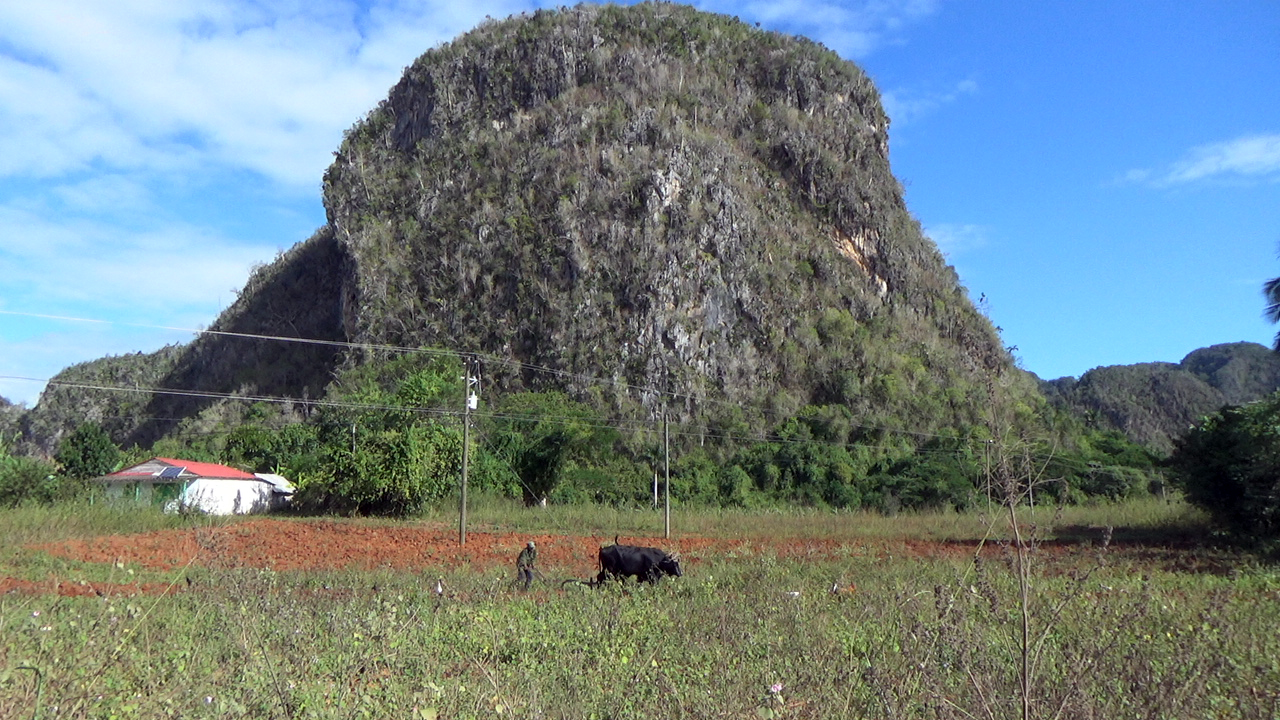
[1169,391,1280,543]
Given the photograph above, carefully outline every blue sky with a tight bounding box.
[1,0,1277,407]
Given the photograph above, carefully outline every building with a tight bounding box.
[94,457,294,515]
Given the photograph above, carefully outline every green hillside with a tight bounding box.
[1041,342,1280,454]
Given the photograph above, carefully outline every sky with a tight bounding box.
[1,0,1277,407]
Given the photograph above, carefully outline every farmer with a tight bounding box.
[516,540,537,590]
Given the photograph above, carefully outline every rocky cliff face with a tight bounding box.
[320,3,1015,432]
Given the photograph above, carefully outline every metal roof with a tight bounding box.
[97,457,258,482]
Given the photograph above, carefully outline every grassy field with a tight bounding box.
[1,498,1277,719]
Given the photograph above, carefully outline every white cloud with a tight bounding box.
[720,0,939,58]
[1163,134,1280,184]
[1122,134,1280,187]
[926,223,988,257]
[0,55,158,178]
[882,78,978,126]
[0,0,525,191]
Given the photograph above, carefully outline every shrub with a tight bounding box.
[485,392,615,505]
[0,454,63,506]
[1167,393,1280,539]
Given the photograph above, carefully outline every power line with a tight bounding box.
[0,308,985,444]
[0,373,998,460]
[0,375,460,418]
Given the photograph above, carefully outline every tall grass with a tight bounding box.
[0,500,213,547]
[424,493,1207,543]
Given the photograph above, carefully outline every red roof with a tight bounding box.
[104,457,257,481]
[155,458,256,479]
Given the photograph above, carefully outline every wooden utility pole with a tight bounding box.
[459,357,474,546]
[663,412,671,539]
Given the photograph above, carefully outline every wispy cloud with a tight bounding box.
[0,0,529,191]
[0,200,271,322]
[925,222,988,258]
[1121,133,1280,187]
[881,78,978,125]
[713,0,939,58]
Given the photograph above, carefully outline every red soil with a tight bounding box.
[2,517,1206,597]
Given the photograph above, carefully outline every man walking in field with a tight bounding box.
[516,540,537,590]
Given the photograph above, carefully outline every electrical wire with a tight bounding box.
[0,308,994,447]
[0,372,1001,462]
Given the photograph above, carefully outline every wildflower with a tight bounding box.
[770,683,784,695]
[32,610,40,617]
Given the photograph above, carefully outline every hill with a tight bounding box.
[319,3,1023,430]
[1041,342,1280,454]
[22,3,1028,460]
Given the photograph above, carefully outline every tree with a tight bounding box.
[1266,273,1280,351]
[300,355,465,515]
[0,454,59,507]
[1167,392,1280,540]
[55,422,120,480]
[222,425,277,471]
[485,392,609,505]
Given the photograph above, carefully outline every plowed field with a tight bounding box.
[4,517,1212,597]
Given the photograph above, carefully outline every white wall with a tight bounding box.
[180,479,278,515]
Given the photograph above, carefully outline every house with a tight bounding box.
[94,457,295,515]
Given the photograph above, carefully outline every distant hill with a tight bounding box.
[22,4,1031,454]
[1041,342,1280,454]
[14,346,184,455]
[18,234,348,454]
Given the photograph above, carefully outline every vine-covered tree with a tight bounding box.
[485,392,612,505]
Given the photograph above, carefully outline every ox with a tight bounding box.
[596,542,682,584]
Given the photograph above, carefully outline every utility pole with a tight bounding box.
[459,357,478,546]
[663,412,670,539]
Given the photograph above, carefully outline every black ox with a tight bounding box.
[596,542,682,584]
